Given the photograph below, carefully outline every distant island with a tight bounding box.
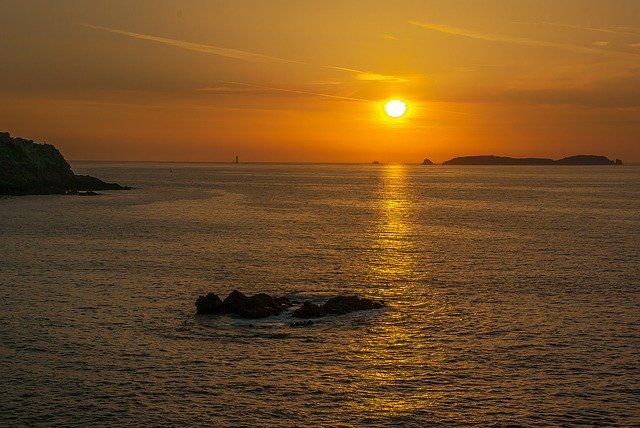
[441,155,623,166]
[1,132,131,195]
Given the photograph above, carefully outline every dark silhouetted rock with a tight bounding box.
[0,132,131,195]
[75,174,130,191]
[197,290,289,318]
[196,290,385,320]
[290,320,315,327]
[222,289,249,313]
[372,161,380,164]
[292,296,385,318]
[421,158,434,165]
[615,159,623,165]
[195,293,223,314]
[292,302,326,318]
[323,295,384,315]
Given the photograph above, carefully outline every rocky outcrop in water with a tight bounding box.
[291,295,385,318]
[195,290,385,320]
[0,132,131,195]
[291,302,326,318]
[442,154,622,166]
[195,290,292,319]
[421,158,434,165]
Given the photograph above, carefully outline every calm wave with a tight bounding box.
[1,163,639,426]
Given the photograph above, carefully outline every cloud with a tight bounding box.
[80,24,302,64]
[409,21,639,57]
[80,24,408,82]
[325,66,409,82]
[630,43,640,48]
[198,81,377,103]
[516,21,640,36]
[593,41,610,47]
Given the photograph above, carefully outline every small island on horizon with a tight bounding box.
[1,131,627,197]
[439,154,623,166]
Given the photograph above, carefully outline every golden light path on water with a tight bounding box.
[345,164,451,419]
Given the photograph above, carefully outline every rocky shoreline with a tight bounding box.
[0,132,131,195]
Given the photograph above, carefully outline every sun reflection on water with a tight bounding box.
[345,164,447,418]
[368,164,421,290]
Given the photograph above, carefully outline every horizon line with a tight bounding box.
[69,159,635,165]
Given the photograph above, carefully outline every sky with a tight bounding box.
[1,0,639,162]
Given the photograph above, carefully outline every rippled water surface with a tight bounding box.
[1,163,639,426]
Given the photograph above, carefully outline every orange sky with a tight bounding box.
[1,0,639,162]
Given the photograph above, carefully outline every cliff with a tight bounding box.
[0,132,130,195]
[443,154,622,166]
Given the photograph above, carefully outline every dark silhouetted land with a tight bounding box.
[442,155,623,166]
[1,132,131,195]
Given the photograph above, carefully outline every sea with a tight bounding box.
[1,163,639,426]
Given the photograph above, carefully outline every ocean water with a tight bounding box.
[1,163,639,426]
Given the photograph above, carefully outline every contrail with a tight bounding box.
[79,24,407,82]
[514,21,640,36]
[410,20,640,58]
[201,80,377,103]
[80,23,303,64]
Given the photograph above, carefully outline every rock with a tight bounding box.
[196,290,289,318]
[290,320,315,327]
[615,159,623,165]
[421,158,434,165]
[78,190,100,196]
[195,292,223,314]
[222,289,249,313]
[196,290,385,320]
[291,302,326,318]
[323,295,384,315]
[0,132,131,195]
[75,174,130,191]
[291,296,385,318]
[275,296,292,307]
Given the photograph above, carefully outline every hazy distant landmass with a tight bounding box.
[442,155,623,166]
[0,132,131,195]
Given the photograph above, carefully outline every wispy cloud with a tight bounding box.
[80,23,407,82]
[515,21,640,36]
[325,66,409,82]
[198,81,377,103]
[80,24,302,64]
[593,41,610,47]
[409,21,639,57]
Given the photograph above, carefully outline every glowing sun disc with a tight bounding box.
[384,99,407,118]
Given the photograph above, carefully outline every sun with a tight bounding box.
[384,99,407,118]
